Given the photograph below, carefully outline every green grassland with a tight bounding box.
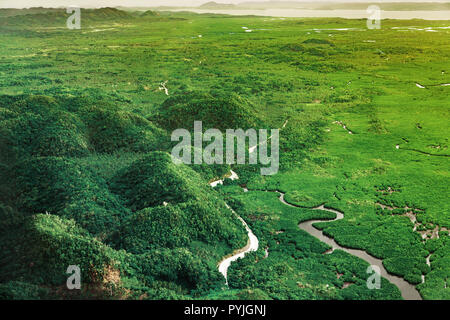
[0,8,448,300]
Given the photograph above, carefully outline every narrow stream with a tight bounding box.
[276,191,423,300]
[211,171,259,285]
[212,168,423,299]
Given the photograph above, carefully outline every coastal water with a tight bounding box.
[166,9,450,20]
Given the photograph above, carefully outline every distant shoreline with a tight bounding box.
[156,8,450,20]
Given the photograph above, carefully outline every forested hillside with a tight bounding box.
[0,91,248,299]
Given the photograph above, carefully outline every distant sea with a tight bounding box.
[164,9,450,20]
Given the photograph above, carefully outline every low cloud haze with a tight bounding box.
[1,0,449,9]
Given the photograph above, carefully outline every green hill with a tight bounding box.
[156,91,264,132]
[0,91,247,298]
[79,106,168,154]
[0,7,133,27]
[0,94,168,162]
[110,151,247,249]
[199,2,237,9]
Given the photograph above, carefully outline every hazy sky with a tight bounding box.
[1,0,449,9]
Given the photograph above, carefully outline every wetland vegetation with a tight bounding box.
[0,7,448,300]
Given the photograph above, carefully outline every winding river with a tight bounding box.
[277,191,422,300]
[217,213,259,286]
[213,172,423,300]
[211,171,259,286]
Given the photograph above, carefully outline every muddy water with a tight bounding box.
[277,192,423,300]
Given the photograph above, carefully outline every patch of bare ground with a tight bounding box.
[333,120,354,134]
[38,264,127,300]
[297,282,312,289]
[342,282,354,289]
[376,202,448,240]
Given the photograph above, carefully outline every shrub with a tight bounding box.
[303,38,334,46]
[120,205,191,252]
[139,248,223,291]
[0,281,51,300]
[0,111,89,161]
[8,95,59,115]
[0,214,124,286]
[0,95,90,162]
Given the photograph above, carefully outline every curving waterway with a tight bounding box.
[276,191,422,300]
[212,171,422,299]
[217,213,259,286]
[211,171,259,286]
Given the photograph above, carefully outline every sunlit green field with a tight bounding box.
[0,8,448,300]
